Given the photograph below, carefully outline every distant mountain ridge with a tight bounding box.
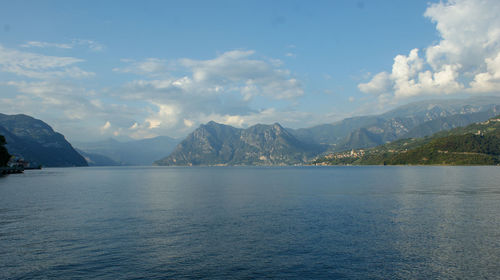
[290,96,500,152]
[75,136,179,166]
[75,148,120,166]
[155,121,322,166]
[0,113,87,167]
[313,115,500,166]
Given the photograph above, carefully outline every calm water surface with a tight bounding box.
[1,166,500,279]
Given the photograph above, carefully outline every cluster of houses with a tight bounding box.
[481,118,500,125]
[7,155,41,169]
[323,149,366,160]
[312,149,366,163]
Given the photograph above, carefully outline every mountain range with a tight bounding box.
[155,122,322,166]
[313,114,500,165]
[0,113,87,167]
[290,96,500,152]
[156,96,500,166]
[2,96,500,167]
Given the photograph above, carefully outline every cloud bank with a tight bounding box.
[358,0,500,99]
[0,45,308,141]
[115,50,305,138]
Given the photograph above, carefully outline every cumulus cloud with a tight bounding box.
[109,50,306,138]
[358,0,500,99]
[178,50,303,99]
[0,79,149,141]
[358,72,391,95]
[1,45,309,140]
[193,108,322,130]
[117,50,303,103]
[0,44,94,79]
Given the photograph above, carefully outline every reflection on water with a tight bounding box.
[1,166,499,279]
[391,167,500,279]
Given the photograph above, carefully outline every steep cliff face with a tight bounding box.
[0,113,87,167]
[154,122,321,166]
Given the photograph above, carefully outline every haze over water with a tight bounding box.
[1,166,500,279]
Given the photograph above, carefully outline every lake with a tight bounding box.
[1,166,500,279]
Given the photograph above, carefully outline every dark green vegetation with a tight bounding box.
[74,136,179,166]
[0,114,87,167]
[155,122,323,166]
[158,97,500,166]
[313,115,500,166]
[0,135,10,166]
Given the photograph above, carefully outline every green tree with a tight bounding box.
[0,135,11,166]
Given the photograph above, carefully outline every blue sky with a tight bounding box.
[1,0,499,141]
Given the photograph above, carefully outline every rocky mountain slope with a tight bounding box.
[155,121,322,166]
[0,113,87,167]
[291,96,500,152]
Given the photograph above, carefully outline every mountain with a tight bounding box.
[0,113,87,167]
[154,96,500,166]
[401,110,499,138]
[313,115,500,166]
[291,96,500,153]
[75,149,120,166]
[75,136,179,166]
[290,116,380,145]
[155,121,322,166]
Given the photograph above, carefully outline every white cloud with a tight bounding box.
[469,51,500,92]
[0,44,94,79]
[183,119,194,128]
[20,39,105,52]
[1,79,148,141]
[100,121,111,132]
[358,72,391,95]
[1,46,309,141]
[107,50,306,138]
[129,122,139,130]
[178,50,303,99]
[75,39,105,52]
[359,0,500,99]
[21,41,72,49]
[145,103,180,129]
[113,58,168,76]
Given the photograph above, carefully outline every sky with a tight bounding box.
[1,0,500,142]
